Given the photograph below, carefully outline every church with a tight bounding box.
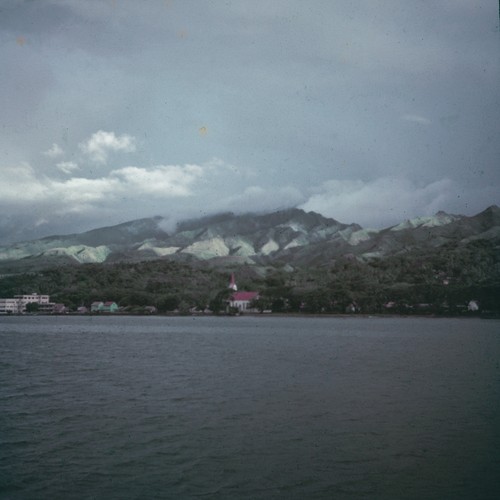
[227,273,259,312]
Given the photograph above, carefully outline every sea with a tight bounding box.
[1,315,499,499]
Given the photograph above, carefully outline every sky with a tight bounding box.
[0,0,499,243]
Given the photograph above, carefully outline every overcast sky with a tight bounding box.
[1,0,499,243]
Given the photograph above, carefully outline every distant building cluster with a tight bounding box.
[0,294,67,315]
[0,276,262,316]
[0,294,124,315]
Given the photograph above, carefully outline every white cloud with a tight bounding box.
[47,163,203,211]
[50,176,121,206]
[56,161,79,174]
[0,163,48,202]
[299,177,460,228]
[0,156,303,237]
[79,130,136,164]
[402,114,431,125]
[43,143,64,158]
[111,164,203,197]
[0,161,207,216]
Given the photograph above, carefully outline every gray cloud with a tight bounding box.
[0,0,498,243]
[299,177,494,228]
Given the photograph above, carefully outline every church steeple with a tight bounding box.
[228,273,237,291]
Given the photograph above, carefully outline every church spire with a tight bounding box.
[228,273,237,291]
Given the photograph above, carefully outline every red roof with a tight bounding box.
[231,291,259,301]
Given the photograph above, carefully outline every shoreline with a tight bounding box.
[1,311,495,319]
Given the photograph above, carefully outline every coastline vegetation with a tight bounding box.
[0,238,498,315]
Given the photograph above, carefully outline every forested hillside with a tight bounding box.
[1,237,498,314]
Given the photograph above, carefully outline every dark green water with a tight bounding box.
[1,316,499,499]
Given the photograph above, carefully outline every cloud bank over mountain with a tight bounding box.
[0,1,498,243]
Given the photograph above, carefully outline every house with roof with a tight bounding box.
[91,301,103,312]
[91,301,119,313]
[102,301,119,313]
[229,291,260,312]
[52,303,68,314]
[226,273,259,312]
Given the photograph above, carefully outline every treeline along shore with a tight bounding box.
[0,240,499,316]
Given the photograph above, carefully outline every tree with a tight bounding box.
[250,296,270,313]
[25,302,39,313]
[157,295,180,312]
[209,289,231,314]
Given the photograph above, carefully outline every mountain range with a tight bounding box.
[0,205,499,273]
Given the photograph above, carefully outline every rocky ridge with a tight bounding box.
[0,206,499,271]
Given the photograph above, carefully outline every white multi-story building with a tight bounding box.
[0,298,21,314]
[0,294,52,314]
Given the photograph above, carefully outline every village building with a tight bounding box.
[15,293,51,312]
[0,293,55,314]
[102,301,119,313]
[90,301,103,312]
[467,300,479,312]
[91,301,119,313]
[52,303,68,314]
[0,298,21,314]
[229,291,260,312]
[227,274,259,312]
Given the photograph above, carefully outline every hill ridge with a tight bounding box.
[0,206,498,271]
